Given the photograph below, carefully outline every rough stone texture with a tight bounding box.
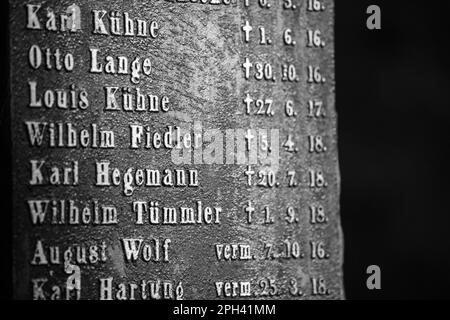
[10,0,343,299]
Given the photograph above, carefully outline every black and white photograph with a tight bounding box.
[1,0,449,307]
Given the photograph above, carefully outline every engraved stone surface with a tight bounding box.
[10,0,343,299]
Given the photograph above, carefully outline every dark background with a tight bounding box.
[1,0,450,300]
[336,0,450,299]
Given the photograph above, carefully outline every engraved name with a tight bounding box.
[92,10,159,38]
[133,200,222,225]
[30,240,108,266]
[104,86,169,112]
[99,278,183,300]
[95,161,199,195]
[29,160,78,186]
[25,122,115,149]
[26,4,81,32]
[121,238,171,263]
[28,199,118,226]
[28,81,89,110]
[90,48,152,84]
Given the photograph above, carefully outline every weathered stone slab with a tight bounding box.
[10,0,343,299]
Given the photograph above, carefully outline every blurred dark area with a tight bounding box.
[0,0,11,301]
[336,0,450,299]
[1,1,449,300]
